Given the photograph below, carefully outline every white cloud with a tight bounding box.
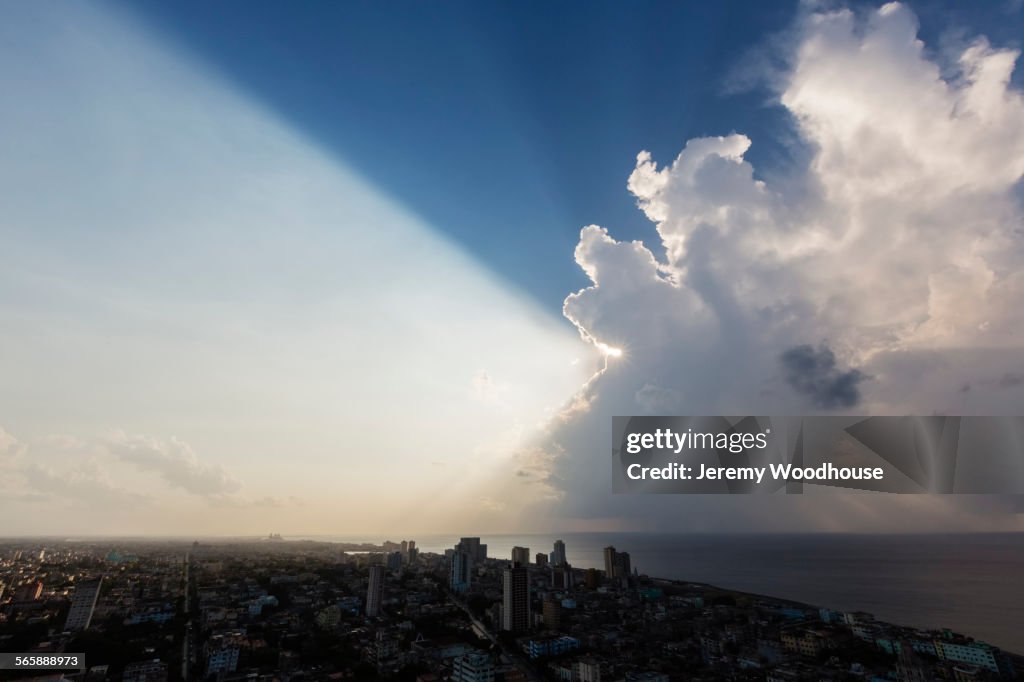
[103,431,242,498]
[525,2,1024,531]
[0,427,148,513]
[0,425,287,523]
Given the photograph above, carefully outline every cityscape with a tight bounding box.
[3,1,1024,681]
[0,537,1020,681]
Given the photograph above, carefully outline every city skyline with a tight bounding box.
[1,534,1022,671]
[2,0,1024,536]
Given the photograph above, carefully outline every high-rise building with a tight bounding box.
[502,564,530,632]
[602,546,631,582]
[615,551,631,579]
[366,565,384,617]
[552,539,566,566]
[552,565,571,590]
[584,568,600,590]
[450,551,473,593]
[543,596,563,631]
[386,551,403,572]
[511,546,530,567]
[603,546,617,579]
[458,537,478,555]
[452,651,495,682]
[64,577,102,631]
[457,537,487,563]
[535,553,548,568]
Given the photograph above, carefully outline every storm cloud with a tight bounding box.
[506,2,1024,532]
[780,344,866,409]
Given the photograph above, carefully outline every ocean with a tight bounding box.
[327,532,1024,654]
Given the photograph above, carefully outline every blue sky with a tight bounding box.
[115,0,799,308]
[2,0,1023,535]
[115,0,1024,310]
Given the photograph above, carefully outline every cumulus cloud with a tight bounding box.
[0,424,293,534]
[21,461,147,507]
[0,427,147,509]
[104,431,242,497]
[522,2,1024,531]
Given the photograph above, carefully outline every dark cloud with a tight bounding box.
[780,344,866,409]
[997,372,1024,389]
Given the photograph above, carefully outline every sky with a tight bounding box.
[1,0,1023,536]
